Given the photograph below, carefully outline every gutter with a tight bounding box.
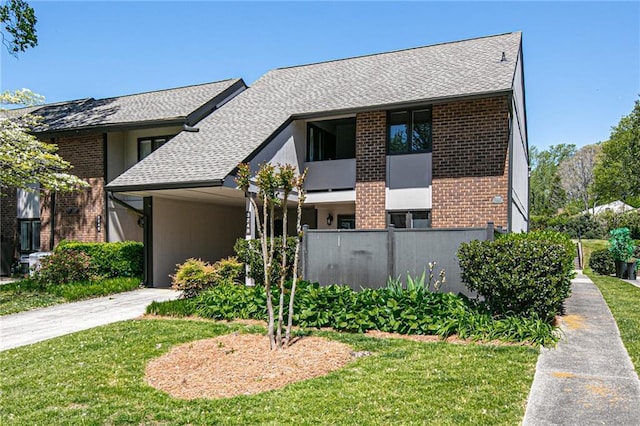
[106,179,225,193]
[34,118,186,138]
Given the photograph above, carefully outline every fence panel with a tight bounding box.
[304,230,388,290]
[394,228,488,295]
[302,225,492,295]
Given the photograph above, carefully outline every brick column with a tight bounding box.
[431,96,510,228]
[355,111,387,229]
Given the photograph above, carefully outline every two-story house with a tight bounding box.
[107,32,528,287]
[0,79,246,275]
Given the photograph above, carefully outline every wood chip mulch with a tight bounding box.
[144,334,354,400]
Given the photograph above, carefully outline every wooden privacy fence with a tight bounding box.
[301,223,499,296]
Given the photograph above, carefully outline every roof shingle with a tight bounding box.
[3,79,243,132]
[106,32,523,190]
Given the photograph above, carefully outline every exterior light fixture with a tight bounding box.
[326,214,333,226]
[492,195,504,204]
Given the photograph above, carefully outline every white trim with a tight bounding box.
[306,190,356,204]
[386,187,432,210]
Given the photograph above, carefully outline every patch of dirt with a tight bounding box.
[145,334,354,400]
[552,371,577,379]
[562,314,587,330]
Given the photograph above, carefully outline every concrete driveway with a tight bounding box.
[0,288,179,351]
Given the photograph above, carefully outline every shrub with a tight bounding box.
[214,256,244,282]
[457,231,575,322]
[608,227,635,261]
[32,250,95,286]
[172,256,244,299]
[234,237,297,285]
[172,258,217,298]
[589,249,615,276]
[55,241,143,278]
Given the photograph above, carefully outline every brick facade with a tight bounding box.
[431,96,510,228]
[40,134,106,249]
[0,191,18,269]
[355,111,386,229]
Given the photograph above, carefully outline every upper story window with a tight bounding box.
[387,109,432,154]
[138,136,172,161]
[306,117,355,162]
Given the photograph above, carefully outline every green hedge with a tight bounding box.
[589,248,615,276]
[55,241,143,278]
[457,231,575,322]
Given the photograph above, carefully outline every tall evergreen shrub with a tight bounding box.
[457,231,575,322]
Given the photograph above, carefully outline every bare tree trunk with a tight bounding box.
[286,170,307,348]
[276,195,288,349]
[263,198,276,350]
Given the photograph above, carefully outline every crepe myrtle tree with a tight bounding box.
[236,162,307,350]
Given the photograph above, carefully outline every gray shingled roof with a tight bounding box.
[3,79,242,132]
[107,32,522,190]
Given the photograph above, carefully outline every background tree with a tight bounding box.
[529,143,575,216]
[558,144,600,213]
[594,99,640,207]
[0,89,89,193]
[0,0,37,54]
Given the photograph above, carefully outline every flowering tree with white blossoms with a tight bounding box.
[0,89,88,194]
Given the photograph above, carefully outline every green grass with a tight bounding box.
[0,319,539,425]
[0,277,142,315]
[582,239,640,372]
[586,273,640,372]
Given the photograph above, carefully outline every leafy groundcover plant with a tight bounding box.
[148,280,559,347]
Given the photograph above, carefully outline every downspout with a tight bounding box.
[49,192,56,251]
[507,94,514,233]
[103,133,109,242]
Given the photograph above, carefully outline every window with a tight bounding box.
[138,136,172,161]
[388,210,431,229]
[388,109,432,154]
[307,118,356,162]
[19,219,41,254]
[337,215,356,229]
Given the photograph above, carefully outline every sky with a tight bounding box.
[0,1,638,151]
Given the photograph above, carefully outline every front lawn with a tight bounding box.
[586,273,640,372]
[582,239,640,372]
[0,277,141,315]
[0,319,538,425]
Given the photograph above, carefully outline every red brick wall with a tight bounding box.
[431,96,510,228]
[40,134,106,249]
[355,111,386,229]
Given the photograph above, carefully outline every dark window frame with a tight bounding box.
[137,135,174,161]
[18,218,41,254]
[387,108,433,155]
[306,117,356,162]
[337,214,356,229]
[387,210,432,229]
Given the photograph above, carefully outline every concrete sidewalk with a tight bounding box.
[523,272,640,425]
[0,288,179,351]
